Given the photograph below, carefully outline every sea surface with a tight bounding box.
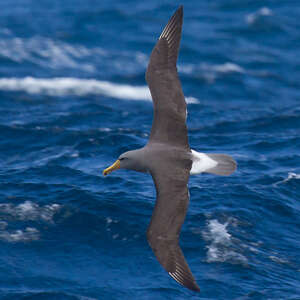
[0,0,299,299]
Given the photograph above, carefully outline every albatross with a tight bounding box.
[103,6,236,292]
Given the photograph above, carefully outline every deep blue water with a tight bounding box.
[0,0,299,299]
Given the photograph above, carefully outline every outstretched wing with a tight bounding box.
[146,6,189,150]
[147,158,200,292]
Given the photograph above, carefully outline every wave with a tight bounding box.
[202,219,248,265]
[179,62,245,84]
[0,290,97,300]
[0,200,61,222]
[179,62,245,75]
[0,201,61,242]
[0,226,40,242]
[274,172,300,186]
[246,7,273,25]
[0,37,105,72]
[0,36,149,75]
[206,62,245,74]
[0,77,199,103]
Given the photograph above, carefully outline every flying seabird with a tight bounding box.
[103,6,236,292]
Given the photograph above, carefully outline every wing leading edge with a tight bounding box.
[146,6,189,150]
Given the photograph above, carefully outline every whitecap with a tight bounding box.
[246,7,273,25]
[0,201,61,243]
[203,62,244,83]
[178,64,194,74]
[179,62,244,75]
[106,217,113,225]
[70,151,79,158]
[274,172,300,186]
[211,62,245,74]
[185,96,199,104]
[202,219,248,265]
[0,37,104,71]
[269,255,289,265]
[285,172,300,181]
[204,219,231,244]
[0,227,40,242]
[179,62,245,84]
[99,128,112,132]
[0,77,199,103]
[0,201,61,222]
[112,234,119,239]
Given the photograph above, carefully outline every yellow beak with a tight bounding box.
[103,160,121,176]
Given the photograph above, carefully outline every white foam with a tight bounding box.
[0,201,61,243]
[179,62,244,75]
[0,201,61,222]
[99,127,112,132]
[106,217,113,224]
[0,77,199,103]
[274,172,300,186]
[269,255,289,265]
[178,64,194,74]
[0,37,103,71]
[285,172,300,181]
[204,220,231,244]
[185,96,199,104]
[0,227,40,242]
[211,63,245,74]
[246,7,273,24]
[179,62,245,84]
[70,152,79,158]
[202,219,248,264]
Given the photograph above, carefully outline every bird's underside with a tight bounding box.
[103,5,237,293]
[145,6,201,292]
[146,151,200,292]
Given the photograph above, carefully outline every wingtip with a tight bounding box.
[182,278,201,293]
[191,284,201,293]
[175,5,183,18]
[169,5,183,22]
[169,271,200,292]
[159,5,184,41]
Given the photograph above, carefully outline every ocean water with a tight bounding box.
[0,0,299,299]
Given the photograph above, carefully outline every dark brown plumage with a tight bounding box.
[146,6,189,150]
[145,6,200,292]
[103,5,237,292]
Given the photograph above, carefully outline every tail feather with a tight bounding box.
[205,154,237,176]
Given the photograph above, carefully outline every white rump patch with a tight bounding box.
[190,150,218,175]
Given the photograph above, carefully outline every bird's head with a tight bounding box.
[103,150,146,176]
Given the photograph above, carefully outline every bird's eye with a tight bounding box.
[119,157,126,161]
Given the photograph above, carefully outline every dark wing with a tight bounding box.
[147,158,200,292]
[146,6,189,150]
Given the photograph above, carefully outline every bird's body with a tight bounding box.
[103,6,236,292]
